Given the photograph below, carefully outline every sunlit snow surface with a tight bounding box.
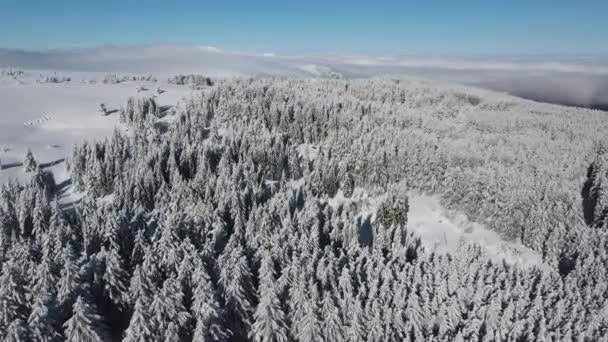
[323,188,544,267]
[0,71,192,190]
[407,193,544,267]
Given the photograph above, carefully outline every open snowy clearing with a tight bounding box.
[323,188,544,267]
[406,192,544,267]
[0,72,193,188]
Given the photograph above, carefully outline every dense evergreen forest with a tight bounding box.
[1,78,608,341]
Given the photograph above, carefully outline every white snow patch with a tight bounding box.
[287,177,306,189]
[321,188,544,267]
[407,192,544,267]
[296,144,319,162]
[324,188,385,220]
[98,193,116,205]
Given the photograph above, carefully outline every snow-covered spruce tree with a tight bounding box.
[63,296,108,342]
[251,251,289,342]
[100,103,108,116]
[320,289,345,342]
[218,243,255,338]
[57,245,82,318]
[296,281,322,342]
[0,260,30,340]
[24,148,38,173]
[191,265,230,342]
[122,297,155,342]
[28,293,63,342]
[5,318,29,342]
[149,277,191,341]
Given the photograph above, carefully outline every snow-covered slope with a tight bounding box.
[0,71,192,186]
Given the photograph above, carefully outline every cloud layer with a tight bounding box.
[1,45,607,110]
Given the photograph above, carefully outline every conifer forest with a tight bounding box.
[2,77,608,342]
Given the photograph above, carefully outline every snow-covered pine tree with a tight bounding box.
[57,246,81,318]
[251,251,289,342]
[63,296,108,342]
[149,277,191,341]
[296,281,322,342]
[219,244,255,337]
[122,297,155,342]
[192,265,230,342]
[5,318,29,342]
[320,289,345,342]
[28,293,62,342]
[0,261,29,339]
[24,148,38,173]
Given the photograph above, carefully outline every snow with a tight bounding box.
[0,70,193,188]
[296,144,320,162]
[323,188,544,267]
[407,192,544,267]
[324,188,385,218]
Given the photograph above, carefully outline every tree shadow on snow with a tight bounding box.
[159,105,173,113]
[40,158,65,169]
[356,215,373,248]
[55,178,72,198]
[0,161,23,170]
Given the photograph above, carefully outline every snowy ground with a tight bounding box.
[322,188,544,267]
[0,71,193,189]
[407,192,544,267]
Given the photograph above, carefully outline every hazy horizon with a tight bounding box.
[2,44,607,111]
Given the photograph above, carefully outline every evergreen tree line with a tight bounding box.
[1,78,608,341]
[168,74,214,89]
[102,74,158,85]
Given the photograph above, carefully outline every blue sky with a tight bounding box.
[0,0,606,54]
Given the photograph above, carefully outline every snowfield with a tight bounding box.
[407,192,544,267]
[323,188,545,267]
[0,71,192,187]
